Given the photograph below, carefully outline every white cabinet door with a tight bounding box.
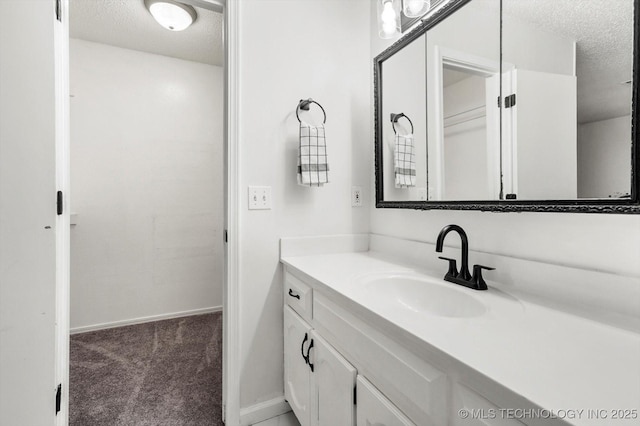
[357,376,416,426]
[311,331,357,426]
[284,306,313,426]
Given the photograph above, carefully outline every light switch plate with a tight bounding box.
[248,186,272,210]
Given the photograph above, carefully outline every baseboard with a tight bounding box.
[70,306,222,335]
[239,396,291,426]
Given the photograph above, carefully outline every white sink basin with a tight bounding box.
[356,273,487,318]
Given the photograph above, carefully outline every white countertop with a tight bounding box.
[281,251,640,426]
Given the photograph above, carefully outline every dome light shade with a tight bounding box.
[402,0,430,18]
[144,0,197,31]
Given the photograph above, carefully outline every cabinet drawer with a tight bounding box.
[314,293,447,426]
[285,271,313,321]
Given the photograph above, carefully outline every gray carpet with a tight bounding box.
[70,312,223,426]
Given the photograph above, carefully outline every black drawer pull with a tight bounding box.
[288,289,301,300]
[300,333,309,364]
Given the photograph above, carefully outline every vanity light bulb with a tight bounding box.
[380,0,399,37]
[382,20,397,36]
[381,1,397,25]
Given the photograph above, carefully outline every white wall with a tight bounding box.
[69,39,223,329]
[370,0,640,287]
[237,0,371,411]
[578,115,632,198]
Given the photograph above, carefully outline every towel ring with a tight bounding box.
[390,112,414,135]
[296,98,327,124]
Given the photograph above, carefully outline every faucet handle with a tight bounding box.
[472,264,494,290]
[438,256,458,279]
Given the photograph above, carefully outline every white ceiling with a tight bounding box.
[503,0,634,124]
[70,0,223,67]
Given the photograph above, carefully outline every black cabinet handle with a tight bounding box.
[300,333,309,364]
[306,338,314,372]
[288,289,301,300]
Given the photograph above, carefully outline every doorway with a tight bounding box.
[67,0,225,423]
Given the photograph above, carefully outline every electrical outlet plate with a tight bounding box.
[352,186,363,207]
[248,186,272,210]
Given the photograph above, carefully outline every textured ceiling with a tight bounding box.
[503,0,634,124]
[70,0,223,66]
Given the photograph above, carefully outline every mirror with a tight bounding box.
[374,0,640,213]
[426,0,500,201]
[381,34,428,201]
[502,0,634,200]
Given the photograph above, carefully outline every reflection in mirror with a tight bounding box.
[502,0,634,200]
[379,0,501,202]
[381,34,428,201]
[440,64,499,200]
[426,0,500,200]
[375,0,638,211]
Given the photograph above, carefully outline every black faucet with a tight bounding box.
[435,224,494,290]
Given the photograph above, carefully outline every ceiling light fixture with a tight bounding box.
[144,0,197,31]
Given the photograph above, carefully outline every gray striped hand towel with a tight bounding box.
[298,121,329,186]
[394,133,416,188]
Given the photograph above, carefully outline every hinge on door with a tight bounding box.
[55,384,62,414]
[57,191,63,215]
[497,96,501,108]
[224,229,228,243]
[505,93,516,108]
[55,0,61,21]
[353,385,357,405]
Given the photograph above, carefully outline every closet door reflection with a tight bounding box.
[502,0,634,200]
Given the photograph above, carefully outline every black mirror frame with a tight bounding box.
[374,0,640,214]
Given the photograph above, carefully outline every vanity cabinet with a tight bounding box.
[284,270,433,426]
[284,306,357,426]
[284,268,547,426]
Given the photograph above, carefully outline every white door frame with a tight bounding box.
[222,0,241,425]
[181,3,241,424]
[501,65,518,197]
[54,0,240,424]
[432,45,501,200]
[54,0,70,424]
